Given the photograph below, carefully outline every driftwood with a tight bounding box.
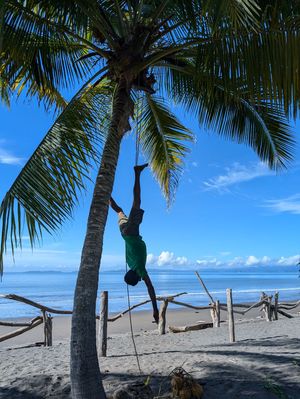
[0,294,73,315]
[277,309,294,318]
[242,299,266,314]
[107,292,187,322]
[170,300,212,311]
[195,271,214,303]
[0,320,38,327]
[220,305,245,315]
[158,300,168,335]
[0,317,43,342]
[278,300,300,310]
[219,300,265,309]
[169,322,213,333]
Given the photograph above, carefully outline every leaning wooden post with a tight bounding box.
[98,291,108,357]
[158,299,168,335]
[42,311,52,347]
[273,292,279,321]
[226,289,235,343]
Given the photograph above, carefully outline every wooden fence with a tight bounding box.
[1,272,299,354]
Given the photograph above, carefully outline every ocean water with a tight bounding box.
[0,270,299,319]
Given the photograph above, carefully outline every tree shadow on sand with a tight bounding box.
[107,336,300,398]
[0,374,71,399]
[1,335,299,399]
[0,387,44,399]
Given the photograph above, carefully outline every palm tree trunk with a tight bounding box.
[70,82,133,399]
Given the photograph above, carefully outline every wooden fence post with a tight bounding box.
[226,289,235,343]
[267,296,272,322]
[42,311,52,346]
[210,300,220,327]
[158,299,168,335]
[215,300,220,327]
[273,292,279,321]
[98,291,108,357]
[261,292,272,322]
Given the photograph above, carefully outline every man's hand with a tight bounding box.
[143,274,159,324]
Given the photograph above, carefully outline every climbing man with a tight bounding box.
[110,163,159,324]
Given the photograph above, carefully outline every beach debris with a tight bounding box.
[112,380,153,399]
[170,367,203,399]
[168,322,213,333]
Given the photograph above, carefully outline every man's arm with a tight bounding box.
[143,274,159,323]
[109,197,123,214]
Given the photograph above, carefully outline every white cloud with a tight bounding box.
[245,255,271,266]
[264,194,300,215]
[196,254,297,269]
[276,255,300,266]
[245,255,260,266]
[203,162,273,192]
[147,251,189,267]
[146,251,299,270]
[0,146,24,166]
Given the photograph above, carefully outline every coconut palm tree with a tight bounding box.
[1,1,300,398]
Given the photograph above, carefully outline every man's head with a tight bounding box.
[124,269,141,286]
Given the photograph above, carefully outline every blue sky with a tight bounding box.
[1,97,300,273]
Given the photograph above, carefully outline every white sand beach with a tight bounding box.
[0,309,300,398]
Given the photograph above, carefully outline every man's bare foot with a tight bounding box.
[134,163,148,173]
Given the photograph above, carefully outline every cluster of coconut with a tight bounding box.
[111,367,203,399]
[170,367,203,399]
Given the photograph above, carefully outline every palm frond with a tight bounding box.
[203,0,261,31]
[197,22,300,116]
[197,89,295,169]
[160,63,294,169]
[1,3,100,109]
[0,79,113,275]
[138,95,194,204]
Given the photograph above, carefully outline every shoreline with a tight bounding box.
[1,303,299,349]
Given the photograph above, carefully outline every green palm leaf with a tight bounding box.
[197,91,295,169]
[1,2,104,109]
[138,95,194,204]
[0,79,112,274]
[159,61,295,168]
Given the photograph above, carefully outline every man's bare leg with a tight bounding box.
[133,163,148,209]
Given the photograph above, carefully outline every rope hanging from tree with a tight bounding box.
[125,94,143,375]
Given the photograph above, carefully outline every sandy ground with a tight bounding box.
[0,309,300,398]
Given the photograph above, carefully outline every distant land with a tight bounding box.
[3,266,299,274]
